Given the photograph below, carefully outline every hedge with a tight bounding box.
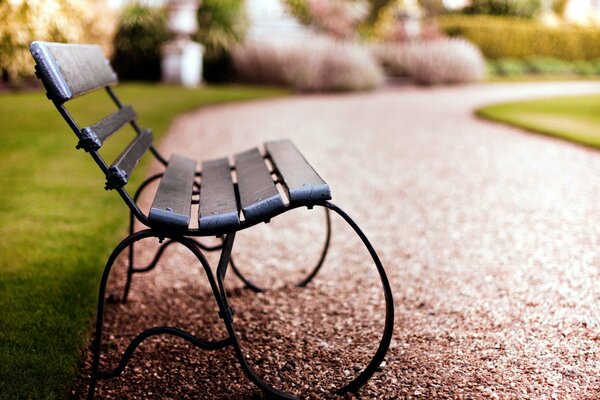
[438,15,600,61]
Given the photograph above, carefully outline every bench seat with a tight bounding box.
[147,139,331,234]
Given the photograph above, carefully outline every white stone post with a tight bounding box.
[162,0,204,86]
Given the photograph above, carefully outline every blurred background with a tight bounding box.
[2,0,600,92]
[3,1,600,399]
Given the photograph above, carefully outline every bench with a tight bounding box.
[30,41,394,399]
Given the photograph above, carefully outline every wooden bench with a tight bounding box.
[30,41,394,399]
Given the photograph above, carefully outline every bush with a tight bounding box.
[112,3,169,81]
[372,38,485,84]
[438,14,600,61]
[489,57,529,76]
[0,0,115,84]
[371,43,410,77]
[486,57,600,77]
[525,56,573,75]
[195,0,248,82]
[572,60,600,76]
[232,36,383,91]
[286,0,369,39]
[462,0,542,19]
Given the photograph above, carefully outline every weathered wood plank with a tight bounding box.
[79,106,136,151]
[30,41,117,102]
[149,154,197,230]
[234,148,284,222]
[198,158,240,234]
[105,129,152,189]
[265,140,331,203]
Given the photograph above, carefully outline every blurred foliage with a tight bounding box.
[287,0,394,25]
[487,57,529,76]
[286,0,312,24]
[232,36,383,91]
[371,38,485,84]
[525,56,573,74]
[372,0,426,42]
[418,0,446,16]
[487,56,600,77]
[366,0,392,22]
[285,0,370,39]
[439,15,600,60]
[195,0,248,82]
[306,0,370,39]
[0,0,115,84]
[112,2,169,81]
[461,0,542,18]
[552,0,568,15]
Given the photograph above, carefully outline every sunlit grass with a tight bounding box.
[0,84,289,399]
[476,93,600,149]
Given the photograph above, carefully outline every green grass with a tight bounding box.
[476,93,600,149]
[0,83,289,399]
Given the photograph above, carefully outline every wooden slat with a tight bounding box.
[79,106,136,150]
[265,140,331,203]
[234,148,284,222]
[198,158,240,234]
[105,129,152,189]
[148,154,197,230]
[30,41,117,103]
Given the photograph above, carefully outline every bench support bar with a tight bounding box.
[228,206,332,293]
[87,201,394,400]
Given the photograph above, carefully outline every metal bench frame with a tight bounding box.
[30,41,394,400]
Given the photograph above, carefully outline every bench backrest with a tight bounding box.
[30,41,164,220]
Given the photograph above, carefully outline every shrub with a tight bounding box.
[0,0,115,84]
[286,0,369,39]
[286,0,313,24]
[525,56,573,75]
[462,0,542,19]
[371,43,410,76]
[112,3,169,81]
[438,14,600,61]
[373,0,426,42]
[491,57,529,76]
[372,38,485,84]
[232,36,383,91]
[195,0,249,82]
[573,60,600,76]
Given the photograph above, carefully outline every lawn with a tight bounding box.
[0,84,289,399]
[476,93,600,149]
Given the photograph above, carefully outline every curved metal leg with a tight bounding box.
[322,201,394,395]
[122,237,225,302]
[216,234,300,400]
[89,203,391,399]
[88,230,153,399]
[88,230,232,400]
[221,203,393,398]
[229,207,332,292]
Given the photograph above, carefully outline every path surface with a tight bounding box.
[74,82,600,399]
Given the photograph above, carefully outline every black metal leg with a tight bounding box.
[88,230,150,399]
[221,203,393,398]
[229,207,332,292]
[216,233,300,400]
[322,201,394,396]
[89,203,392,399]
[88,230,232,400]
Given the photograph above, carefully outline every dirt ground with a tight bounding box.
[72,82,600,399]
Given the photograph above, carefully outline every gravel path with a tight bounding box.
[73,82,600,399]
